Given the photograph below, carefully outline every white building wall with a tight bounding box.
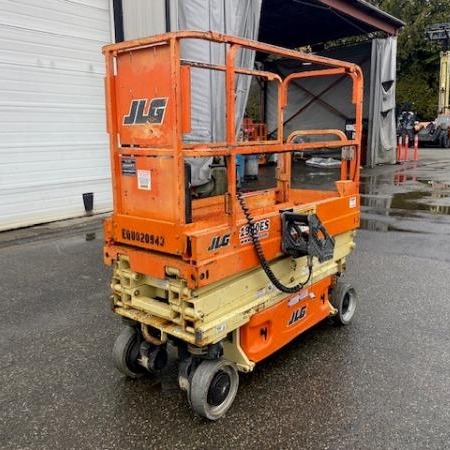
[122,0,166,39]
[0,0,113,231]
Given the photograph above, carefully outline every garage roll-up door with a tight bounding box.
[0,0,112,231]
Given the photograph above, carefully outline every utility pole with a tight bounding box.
[427,23,450,115]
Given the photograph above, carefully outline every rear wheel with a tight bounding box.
[112,326,145,378]
[189,359,239,420]
[330,282,357,326]
[178,358,193,394]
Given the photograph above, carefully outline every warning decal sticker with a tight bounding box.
[137,170,152,190]
[121,157,136,176]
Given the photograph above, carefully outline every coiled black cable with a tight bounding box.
[236,189,313,294]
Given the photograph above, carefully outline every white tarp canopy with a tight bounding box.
[172,0,262,186]
[266,42,372,141]
[367,37,397,167]
[266,37,397,167]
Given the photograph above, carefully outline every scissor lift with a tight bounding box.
[102,31,363,420]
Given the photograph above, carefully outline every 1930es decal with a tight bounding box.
[123,98,168,125]
[239,219,270,245]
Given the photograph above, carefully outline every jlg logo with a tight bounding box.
[208,234,231,252]
[288,305,307,326]
[123,98,168,125]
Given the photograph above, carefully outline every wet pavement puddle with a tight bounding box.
[360,165,450,232]
[361,190,450,216]
[85,232,97,241]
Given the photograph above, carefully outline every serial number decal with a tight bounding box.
[239,219,270,245]
[121,229,165,247]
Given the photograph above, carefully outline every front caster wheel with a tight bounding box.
[112,326,145,378]
[330,282,357,326]
[189,359,239,420]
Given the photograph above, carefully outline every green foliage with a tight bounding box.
[369,0,450,119]
[397,74,438,119]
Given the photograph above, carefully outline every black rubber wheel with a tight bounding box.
[112,326,145,378]
[189,359,239,420]
[178,358,193,393]
[330,282,357,326]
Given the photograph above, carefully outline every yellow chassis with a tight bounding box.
[111,231,356,372]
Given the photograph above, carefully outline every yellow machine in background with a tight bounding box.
[439,50,450,115]
[427,23,450,115]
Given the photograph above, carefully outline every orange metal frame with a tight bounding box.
[102,31,363,289]
[243,118,268,142]
[241,276,334,362]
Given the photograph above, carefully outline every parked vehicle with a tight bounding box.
[418,114,450,148]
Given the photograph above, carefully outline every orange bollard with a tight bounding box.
[404,135,410,161]
[397,136,403,162]
[413,135,419,161]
